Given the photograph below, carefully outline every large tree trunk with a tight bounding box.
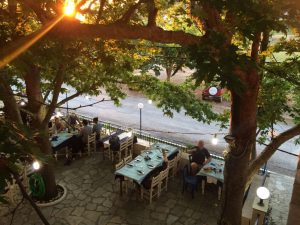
[35,125,58,200]
[166,67,172,82]
[219,69,259,225]
[24,66,58,200]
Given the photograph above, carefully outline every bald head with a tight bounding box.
[197,140,204,149]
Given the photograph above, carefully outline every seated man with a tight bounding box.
[53,117,65,133]
[70,120,92,155]
[188,140,212,175]
[67,112,81,128]
[78,119,93,146]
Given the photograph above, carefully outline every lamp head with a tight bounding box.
[138,103,144,109]
[256,186,270,205]
[211,134,218,145]
[32,161,41,170]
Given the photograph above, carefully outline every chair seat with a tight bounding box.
[185,176,198,185]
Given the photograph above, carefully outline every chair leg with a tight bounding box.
[218,186,222,200]
[202,180,205,195]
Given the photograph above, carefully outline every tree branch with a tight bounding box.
[96,0,106,24]
[147,0,158,27]
[22,0,49,23]
[51,20,200,45]
[0,73,23,124]
[67,98,113,110]
[248,123,300,179]
[56,91,83,106]
[115,0,144,24]
[43,64,66,126]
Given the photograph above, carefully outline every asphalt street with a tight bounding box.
[60,90,299,177]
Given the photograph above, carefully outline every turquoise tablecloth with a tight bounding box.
[197,158,224,183]
[50,132,74,148]
[115,142,178,184]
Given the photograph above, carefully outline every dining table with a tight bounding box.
[197,158,224,199]
[50,131,79,160]
[115,142,179,185]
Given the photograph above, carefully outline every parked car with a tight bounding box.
[202,86,224,103]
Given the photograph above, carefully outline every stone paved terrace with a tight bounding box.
[0,155,294,225]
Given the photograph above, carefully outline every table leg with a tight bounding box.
[119,180,123,196]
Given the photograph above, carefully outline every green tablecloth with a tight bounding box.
[197,158,224,183]
[115,142,178,184]
[50,132,74,148]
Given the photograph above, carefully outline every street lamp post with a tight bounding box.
[137,103,144,136]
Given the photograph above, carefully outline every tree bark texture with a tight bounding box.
[166,67,172,82]
[24,66,58,200]
[219,69,259,225]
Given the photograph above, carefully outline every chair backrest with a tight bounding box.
[127,136,134,148]
[168,157,176,169]
[160,167,169,180]
[182,165,190,180]
[188,154,193,163]
[88,133,96,143]
[115,161,124,170]
[123,155,132,164]
[151,173,161,188]
[120,141,127,151]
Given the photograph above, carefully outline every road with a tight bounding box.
[60,90,299,177]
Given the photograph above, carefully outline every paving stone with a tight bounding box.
[110,216,123,223]
[86,203,97,211]
[55,207,73,218]
[183,208,193,217]
[65,215,84,225]
[96,205,109,212]
[83,210,100,223]
[71,207,85,216]
[0,156,293,225]
[167,214,179,224]
[103,199,113,208]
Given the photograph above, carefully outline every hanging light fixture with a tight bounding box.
[32,161,41,170]
[211,134,218,145]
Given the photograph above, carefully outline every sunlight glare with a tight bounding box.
[75,13,86,22]
[64,0,75,16]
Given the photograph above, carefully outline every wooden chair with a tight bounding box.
[126,136,134,157]
[159,167,169,194]
[182,165,198,198]
[141,173,161,204]
[114,161,128,194]
[103,143,111,160]
[168,157,177,179]
[111,140,127,163]
[87,133,96,156]
[115,161,124,170]
[123,155,132,164]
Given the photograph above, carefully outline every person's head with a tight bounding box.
[82,119,88,126]
[197,140,204,149]
[54,117,60,123]
[93,117,98,123]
